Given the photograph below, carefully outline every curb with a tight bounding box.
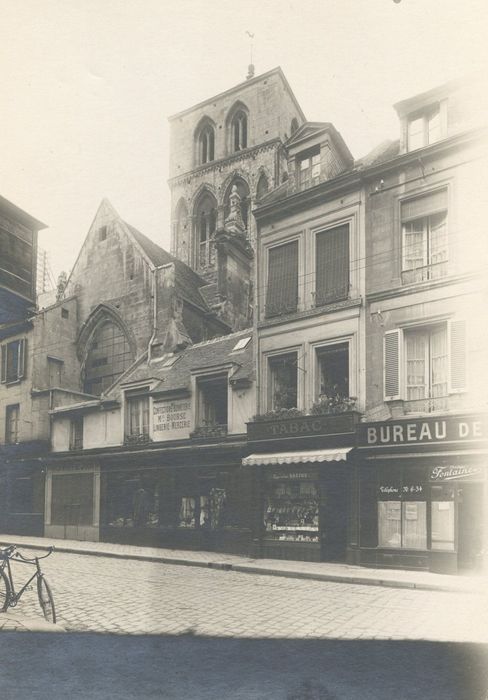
[1,540,480,594]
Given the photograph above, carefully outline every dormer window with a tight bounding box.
[196,374,228,433]
[407,105,441,151]
[297,148,320,190]
[125,390,150,444]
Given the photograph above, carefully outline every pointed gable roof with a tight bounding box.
[66,199,212,313]
[286,121,354,166]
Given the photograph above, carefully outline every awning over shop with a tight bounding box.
[242,448,352,467]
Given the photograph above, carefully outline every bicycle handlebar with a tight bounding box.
[0,545,55,562]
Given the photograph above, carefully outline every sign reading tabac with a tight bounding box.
[360,414,488,447]
[153,399,191,440]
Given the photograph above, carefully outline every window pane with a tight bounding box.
[402,501,427,549]
[178,497,196,528]
[408,117,424,150]
[429,213,448,270]
[406,332,427,400]
[317,343,349,398]
[431,501,455,550]
[378,501,402,548]
[402,220,426,272]
[269,354,297,410]
[428,109,441,144]
[430,327,448,398]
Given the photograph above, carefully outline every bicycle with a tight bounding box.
[0,545,56,624]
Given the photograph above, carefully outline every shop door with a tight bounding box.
[321,472,347,562]
[457,485,483,571]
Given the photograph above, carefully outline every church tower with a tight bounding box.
[167,67,306,302]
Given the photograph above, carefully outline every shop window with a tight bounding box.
[316,342,349,399]
[431,484,455,551]
[265,240,299,317]
[401,189,448,284]
[268,353,298,411]
[125,394,150,443]
[69,417,83,451]
[51,473,94,526]
[84,321,133,395]
[196,374,228,430]
[314,224,349,306]
[231,111,247,152]
[1,338,27,384]
[10,473,44,515]
[297,147,320,190]
[407,105,441,151]
[383,319,466,410]
[5,404,20,444]
[377,469,427,550]
[264,471,320,543]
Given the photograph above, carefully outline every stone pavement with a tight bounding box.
[0,532,484,593]
[2,547,487,643]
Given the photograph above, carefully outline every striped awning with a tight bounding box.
[242,448,352,467]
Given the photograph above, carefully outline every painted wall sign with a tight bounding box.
[248,412,359,441]
[360,415,488,447]
[152,399,191,440]
[430,465,483,481]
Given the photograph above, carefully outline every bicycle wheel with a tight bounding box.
[0,569,10,612]
[37,575,56,623]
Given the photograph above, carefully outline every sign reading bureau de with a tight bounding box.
[153,399,191,441]
[359,414,488,447]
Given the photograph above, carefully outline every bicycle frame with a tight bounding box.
[0,555,41,606]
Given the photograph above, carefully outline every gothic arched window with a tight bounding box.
[224,177,250,229]
[198,124,215,165]
[194,192,217,270]
[256,173,269,201]
[231,111,248,152]
[84,321,133,395]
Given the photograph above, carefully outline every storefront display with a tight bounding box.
[264,470,320,543]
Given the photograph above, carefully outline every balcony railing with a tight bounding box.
[124,431,151,445]
[401,261,448,285]
[190,423,228,439]
[404,396,449,414]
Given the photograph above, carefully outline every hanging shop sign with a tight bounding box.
[152,399,191,440]
[430,465,483,481]
[359,414,488,447]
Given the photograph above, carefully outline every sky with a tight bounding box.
[1,0,487,280]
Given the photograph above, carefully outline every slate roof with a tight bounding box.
[120,330,254,394]
[355,139,400,169]
[126,223,210,311]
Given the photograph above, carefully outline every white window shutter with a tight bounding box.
[448,319,466,393]
[384,329,403,401]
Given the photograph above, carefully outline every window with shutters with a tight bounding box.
[383,320,466,412]
[268,353,298,411]
[5,404,20,444]
[401,190,448,284]
[1,338,27,384]
[265,240,299,318]
[314,224,349,306]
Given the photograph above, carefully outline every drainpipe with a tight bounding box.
[147,266,160,363]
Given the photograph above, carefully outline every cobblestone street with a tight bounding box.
[8,550,488,642]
